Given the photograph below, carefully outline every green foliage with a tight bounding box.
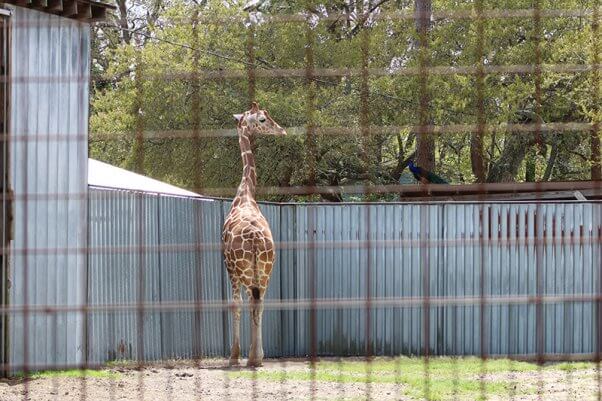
[90,0,601,200]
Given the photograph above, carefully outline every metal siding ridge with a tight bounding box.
[81,194,602,361]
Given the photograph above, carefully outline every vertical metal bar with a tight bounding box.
[278,203,288,399]
[245,15,260,400]
[135,192,145,400]
[394,200,403,397]
[472,0,486,185]
[79,22,89,401]
[189,6,205,399]
[414,0,432,396]
[0,16,3,374]
[22,8,31,397]
[191,6,203,196]
[132,47,144,175]
[132,38,146,401]
[304,4,318,398]
[535,207,545,395]
[473,2,488,398]
[532,9,545,401]
[51,313,59,399]
[191,199,205,391]
[304,6,317,192]
[560,203,574,399]
[592,3,602,401]
[450,205,459,398]
[591,2,601,181]
[508,205,518,401]
[219,201,230,360]
[358,2,373,397]
[308,204,317,400]
[420,204,430,400]
[415,0,434,174]
[246,23,256,105]
[479,205,487,398]
[0,15,7,375]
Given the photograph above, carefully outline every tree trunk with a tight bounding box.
[486,134,535,182]
[414,0,434,171]
[542,143,558,181]
[470,133,486,182]
[392,134,406,181]
[116,0,131,44]
[524,147,536,182]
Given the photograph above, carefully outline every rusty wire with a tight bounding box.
[1,2,602,401]
[2,293,602,316]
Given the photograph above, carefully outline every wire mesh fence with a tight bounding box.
[0,0,602,400]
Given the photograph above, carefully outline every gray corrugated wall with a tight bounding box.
[87,192,286,362]
[8,6,89,370]
[88,188,602,361]
[88,190,161,363]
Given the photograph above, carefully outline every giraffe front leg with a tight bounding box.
[247,295,264,367]
[229,285,242,366]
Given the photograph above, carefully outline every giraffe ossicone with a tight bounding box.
[222,102,286,367]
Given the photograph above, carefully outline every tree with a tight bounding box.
[89,0,599,200]
[414,0,435,171]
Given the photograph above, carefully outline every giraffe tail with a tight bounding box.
[250,236,261,300]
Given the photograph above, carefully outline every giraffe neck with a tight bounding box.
[235,125,257,203]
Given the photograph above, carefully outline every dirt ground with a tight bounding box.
[0,358,601,401]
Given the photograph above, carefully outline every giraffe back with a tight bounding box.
[222,203,275,296]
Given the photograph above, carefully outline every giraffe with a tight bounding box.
[222,102,286,367]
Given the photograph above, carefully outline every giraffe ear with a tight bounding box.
[233,114,244,123]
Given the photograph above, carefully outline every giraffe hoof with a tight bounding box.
[246,359,263,368]
[229,358,240,367]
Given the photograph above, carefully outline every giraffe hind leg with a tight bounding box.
[247,294,264,367]
[229,281,242,366]
[247,267,268,367]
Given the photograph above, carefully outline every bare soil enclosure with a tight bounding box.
[1,358,601,401]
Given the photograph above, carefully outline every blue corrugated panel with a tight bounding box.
[86,190,602,362]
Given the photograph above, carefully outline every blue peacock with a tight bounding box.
[407,160,449,184]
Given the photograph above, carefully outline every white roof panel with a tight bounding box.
[88,158,202,198]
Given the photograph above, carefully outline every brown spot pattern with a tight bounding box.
[222,107,283,301]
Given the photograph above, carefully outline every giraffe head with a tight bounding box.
[233,102,287,136]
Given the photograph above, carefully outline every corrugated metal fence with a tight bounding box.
[87,187,602,363]
[8,6,90,369]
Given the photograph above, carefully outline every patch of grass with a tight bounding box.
[229,357,540,400]
[551,361,596,372]
[319,356,538,375]
[25,369,120,380]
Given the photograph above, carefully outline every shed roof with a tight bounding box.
[88,158,202,198]
[3,0,115,22]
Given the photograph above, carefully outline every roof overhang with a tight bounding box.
[2,0,115,22]
[88,158,204,198]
